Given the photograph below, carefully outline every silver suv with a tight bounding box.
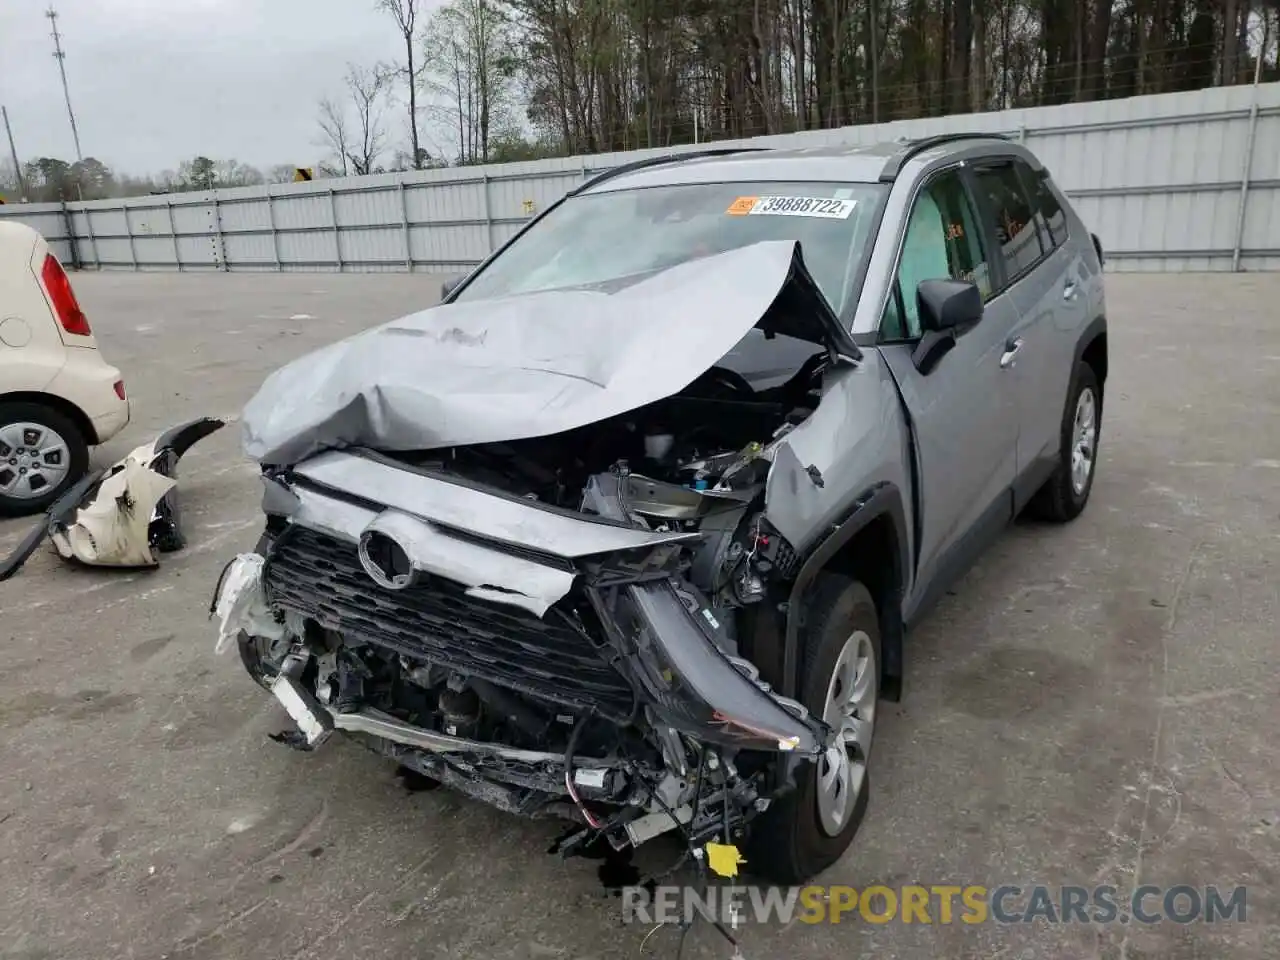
[216,133,1107,884]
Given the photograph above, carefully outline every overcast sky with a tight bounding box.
[0,0,441,175]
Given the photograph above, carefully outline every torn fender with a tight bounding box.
[211,552,285,655]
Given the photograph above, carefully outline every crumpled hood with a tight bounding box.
[241,240,853,466]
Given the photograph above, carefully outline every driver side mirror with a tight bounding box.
[911,279,983,375]
[917,278,983,332]
[440,276,463,301]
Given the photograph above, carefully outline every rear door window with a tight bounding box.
[1019,164,1069,249]
[972,162,1045,284]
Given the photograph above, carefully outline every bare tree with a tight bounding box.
[315,64,392,177]
[423,0,516,164]
[213,158,265,187]
[377,0,427,169]
[316,96,352,177]
[347,64,393,174]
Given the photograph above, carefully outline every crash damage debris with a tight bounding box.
[0,416,224,581]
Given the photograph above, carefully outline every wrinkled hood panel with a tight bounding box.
[241,240,849,466]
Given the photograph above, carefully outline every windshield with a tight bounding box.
[452,180,887,316]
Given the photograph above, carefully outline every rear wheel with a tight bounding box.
[745,574,880,883]
[0,402,90,517]
[1026,361,1101,522]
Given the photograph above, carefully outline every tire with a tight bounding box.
[0,401,91,518]
[745,574,881,883]
[1026,361,1102,523]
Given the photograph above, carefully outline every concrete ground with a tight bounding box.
[0,270,1277,960]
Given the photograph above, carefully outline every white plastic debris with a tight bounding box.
[49,454,176,567]
[212,553,284,654]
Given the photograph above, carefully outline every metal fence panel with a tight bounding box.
[339,225,405,267]
[3,204,72,262]
[277,228,337,269]
[221,230,277,267]
[2,82,1278,273]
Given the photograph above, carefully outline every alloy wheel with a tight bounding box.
[0,422,71,501]
[816,630,878,837]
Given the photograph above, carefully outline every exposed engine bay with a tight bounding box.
[398,352,826,508]
[215,351,838,865]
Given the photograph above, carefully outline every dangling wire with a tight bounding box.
[564,709,604,829]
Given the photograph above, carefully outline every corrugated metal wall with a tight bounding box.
[4,82,1279,274]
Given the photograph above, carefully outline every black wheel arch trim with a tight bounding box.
[781,481,910,703]
[1073,315,1108,385]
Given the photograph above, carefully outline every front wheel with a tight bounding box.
[1026,361,1101,523]
[0,401,91,517]
[745,574,880,883]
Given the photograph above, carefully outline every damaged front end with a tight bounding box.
[214,439,833,853]
[215,240,846,861]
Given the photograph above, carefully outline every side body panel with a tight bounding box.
[848,157,1024,624]
[763,349,914,584]
[967,158,1077,474]
[847,142,1110,631]
[0,224,67,394]
[879,294,1019,625]
[1059,180,1108,341]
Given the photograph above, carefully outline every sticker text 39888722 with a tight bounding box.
[726,196,857,219]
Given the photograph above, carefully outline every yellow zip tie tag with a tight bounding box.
[705,842,745,878]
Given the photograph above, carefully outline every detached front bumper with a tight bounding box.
[230,449,829,757]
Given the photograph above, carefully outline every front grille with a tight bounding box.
[264,527,634,716]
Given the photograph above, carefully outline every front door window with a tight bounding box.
[882,171,991,340]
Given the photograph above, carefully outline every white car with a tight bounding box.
[0,221,130,516]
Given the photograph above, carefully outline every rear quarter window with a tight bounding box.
[972,162,1046,282]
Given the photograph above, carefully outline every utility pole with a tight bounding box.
[870,0,880,123]
[47,7,83,162]
[2,106,27,200]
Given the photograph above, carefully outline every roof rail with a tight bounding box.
[570,147,770,195]
[878,131,1013,182]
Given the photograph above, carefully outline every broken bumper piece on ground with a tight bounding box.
[0,416,224,581]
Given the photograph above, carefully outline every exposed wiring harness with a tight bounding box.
[639,746,747,960]
[564,709,604,829]
[564,729,750,959]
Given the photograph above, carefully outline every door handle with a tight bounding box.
[1000,337,1024,369]
[1063,280,1079,301]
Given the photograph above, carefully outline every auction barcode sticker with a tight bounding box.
[726,196,856,219]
